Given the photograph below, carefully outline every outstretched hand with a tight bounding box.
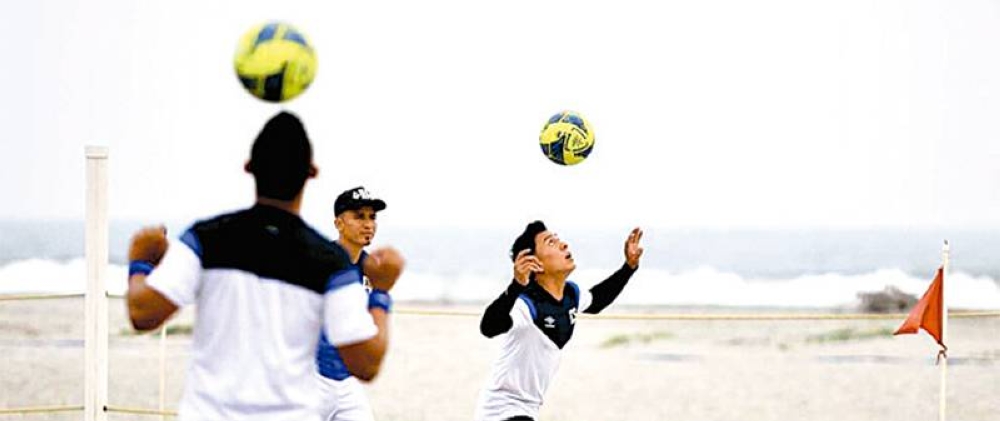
[624,227,643,269]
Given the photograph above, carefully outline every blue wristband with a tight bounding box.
[368,289,392,312]
[129,261,155,277]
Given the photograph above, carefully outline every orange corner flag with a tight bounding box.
[894,267,946,353]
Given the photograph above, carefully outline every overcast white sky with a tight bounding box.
[1,0,999,230]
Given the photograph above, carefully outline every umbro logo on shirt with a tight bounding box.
[543,309,579,329]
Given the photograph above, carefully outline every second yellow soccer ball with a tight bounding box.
[539,111,595,166]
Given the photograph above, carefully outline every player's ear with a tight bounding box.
[308,164,318,178]
[244,160,252,174]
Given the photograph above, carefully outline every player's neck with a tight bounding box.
[255,196,301,215]
[336,239,364,264]
[535,272,567,301]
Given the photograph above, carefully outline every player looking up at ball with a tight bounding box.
[474,221,644,421]
[126,111,404,421]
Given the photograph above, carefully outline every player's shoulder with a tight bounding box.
[565,280,581,301]
[299,225,352,268]
[184,206,350,268]
[176,208,250,253]
[185,206,261,235]
[514,292,537,321]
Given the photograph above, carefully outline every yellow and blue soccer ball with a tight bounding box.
[234,22,317,102]
[539,111,595,166]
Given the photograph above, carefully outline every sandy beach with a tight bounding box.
[1,298,997,421]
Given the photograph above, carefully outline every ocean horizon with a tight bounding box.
[1,219,999,310]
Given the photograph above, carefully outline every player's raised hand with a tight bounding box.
[624,227,644,269]
[129,225,168,267]
[513,249,543,286]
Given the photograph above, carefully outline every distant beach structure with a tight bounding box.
[857,286,918,313]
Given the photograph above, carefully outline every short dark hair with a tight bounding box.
[510,220,547,262]
[246,111,313,201]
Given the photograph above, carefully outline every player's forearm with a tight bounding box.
[126,275,176,331]
[340,292,392,382]
[350,308,390,382]
[584,263,636,314]
[480,280,527,337]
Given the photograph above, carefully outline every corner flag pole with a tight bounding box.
[939,240,949,421]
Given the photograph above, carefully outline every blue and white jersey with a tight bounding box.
[316,249,368,381]
[476,263,636,421]
[475,281,593,421]
[145,205,377,421]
